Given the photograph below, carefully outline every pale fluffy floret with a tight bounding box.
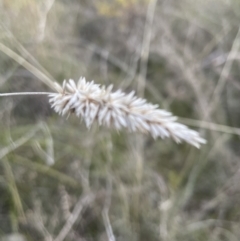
[49,77,206,148]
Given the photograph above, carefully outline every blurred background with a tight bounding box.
[1,0,240,240]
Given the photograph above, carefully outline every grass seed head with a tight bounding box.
[49,77,206,148]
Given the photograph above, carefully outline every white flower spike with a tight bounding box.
[49,77,206,148]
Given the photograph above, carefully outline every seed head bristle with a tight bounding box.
[49,77,206,148]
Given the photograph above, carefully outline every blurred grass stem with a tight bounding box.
[0,92,53,97]
[0,42,57,91]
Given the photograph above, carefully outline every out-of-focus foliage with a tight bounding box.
[1,0,240,240]
[96,0,150,17]
[0,0,40,41]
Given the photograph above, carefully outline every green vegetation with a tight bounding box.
[1,0,240,240]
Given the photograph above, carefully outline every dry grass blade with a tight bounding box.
[0,42,57,91]
[3,159,25,221]
[0,126,41,160]
[54,193,95,241]
[180,118,240,136]
[11,155,80,188]
[49,78,206,148]
[206,27,240,118]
